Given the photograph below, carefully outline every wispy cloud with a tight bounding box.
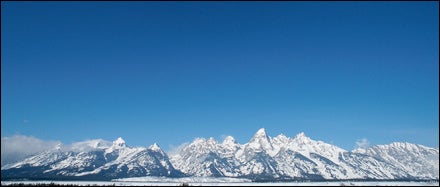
[1,135,60,166]
[355,138,370,149]
[167,142,190,156]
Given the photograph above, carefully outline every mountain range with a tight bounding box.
[1,128,438,181]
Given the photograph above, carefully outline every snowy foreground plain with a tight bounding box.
[2,177,439,186]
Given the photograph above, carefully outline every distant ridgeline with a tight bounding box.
[1,128,439,181]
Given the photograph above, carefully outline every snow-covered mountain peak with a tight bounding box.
[372,142,436,154]
[192,137,206,144]
[3,129,439,181]
[389,142,421,149]
[113,137,126,148]
[54,143,63,150]
[293,132,311,143]
[184,137,219,152]
[271,134,290,150]
[253,128,267,138]
[221,136,240,151]
[274,134,289,142]
[249,128,269,143]
[207,137,216,143]
[222,136,236,145]
[249,128,270,142]
[294,132,307,138]
[247,128,273,152]
[149,143,162,152]
[360,142,439,179]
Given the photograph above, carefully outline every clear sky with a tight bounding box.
[1,2,438,151]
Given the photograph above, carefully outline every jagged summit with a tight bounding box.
[222,136,236,145]
[388,142,421,148]
[149,143,162,152]
[249,128,270,142]
[113,137,126,147]
[170,129,438,180]
[273,134,289,144]
[54,142,63,150]
[254,128,267,137]
[2,128,438,181]
[293,132,311,143]
[295,132,306,138]
[247,128,273,151]
[1,137,181,180]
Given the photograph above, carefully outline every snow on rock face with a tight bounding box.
[222,136,236,146]
[2,128,439,181]
[104,137,127,154]
[1,138,181,180]
[169,137,225,177]
[148,143,161,152]
[247,128,274,153]
[292,132,311,144]
[221,136,240,154]
[254,128,267,137]
[169,128,439,180]
[113,137,126,148]
[361,142,439,179]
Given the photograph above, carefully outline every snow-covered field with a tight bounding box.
[1,180,439,186]
[114,176,252,183]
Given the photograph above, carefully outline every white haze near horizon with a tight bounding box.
[1,135,61,166]
[0,135,188,166]
[0,134,349,166]
[1,135,112,167]
[1,133,435,167]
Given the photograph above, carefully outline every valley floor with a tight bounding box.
[1,181,439,186]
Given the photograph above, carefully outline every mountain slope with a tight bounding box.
[1,138,183,180]
[169,128,439,180]
[2,129,438,181]
[354,142,439,179]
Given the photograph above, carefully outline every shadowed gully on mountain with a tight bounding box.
[1,129,438,181]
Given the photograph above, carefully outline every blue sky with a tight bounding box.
[1,2,438,151]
